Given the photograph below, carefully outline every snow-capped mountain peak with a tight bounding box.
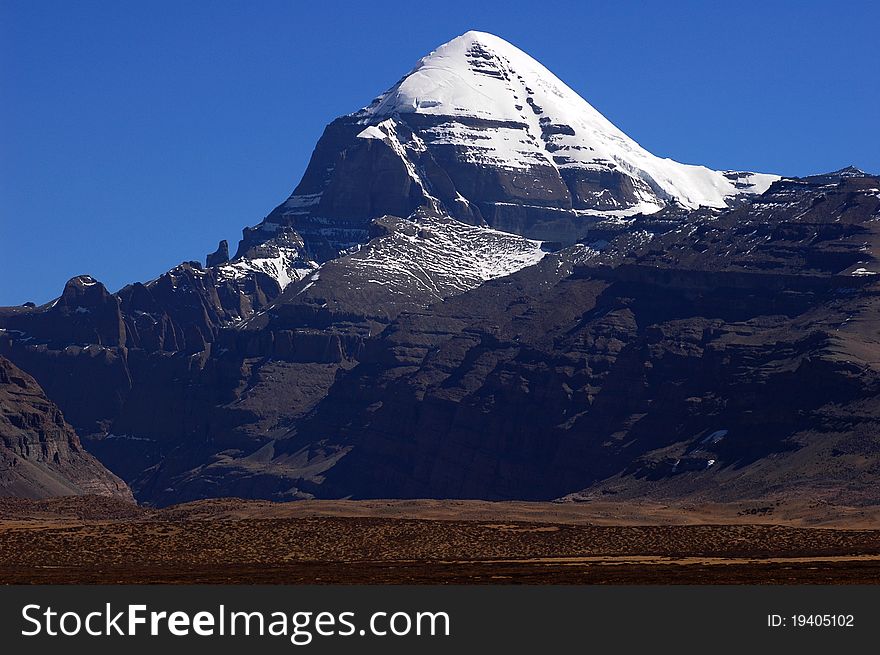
[240,31,780,265]
[362,30,777,211]
[366,30,615,123]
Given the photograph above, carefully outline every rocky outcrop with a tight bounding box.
[206,240,230,267]
[0,253,288,445]
[0,276,126,348]
[117,261,280,353]
[0,355,132,499]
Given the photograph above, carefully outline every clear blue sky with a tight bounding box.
[2,0,879,305]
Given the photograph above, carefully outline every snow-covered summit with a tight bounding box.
[361,30,777,210]
[250,31,780,264]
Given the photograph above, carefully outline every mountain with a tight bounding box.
[239,31,777,266]
[260,171,880,505]
[123,169,880,505]
[0,355,132,499]
[1,32,878,509]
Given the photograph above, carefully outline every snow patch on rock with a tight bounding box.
[339,215,547,300]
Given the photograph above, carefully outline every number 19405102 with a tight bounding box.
[767,614,854,628]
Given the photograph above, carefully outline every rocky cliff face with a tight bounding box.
[274,172,880,505]
[0,246,294,443]
[0,356,132,499]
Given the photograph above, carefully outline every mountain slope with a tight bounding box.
[215,171,880,505]
[0,355,133,499]
[257,213,549,329]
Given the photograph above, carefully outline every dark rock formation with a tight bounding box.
[0,355,132,499]
[0,259,286,443]
[117,261,280,353]
[206,240,230,267]
[1,275,126,347]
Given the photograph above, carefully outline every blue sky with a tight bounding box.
[2,0,879,305]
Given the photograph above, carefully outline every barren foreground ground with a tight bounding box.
[1,497,878,584]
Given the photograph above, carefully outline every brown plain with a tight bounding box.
[1,496,879,584]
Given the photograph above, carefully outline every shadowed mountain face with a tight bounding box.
[0,356,132,499]
[266,173,880,506]
[1,32,878,508]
